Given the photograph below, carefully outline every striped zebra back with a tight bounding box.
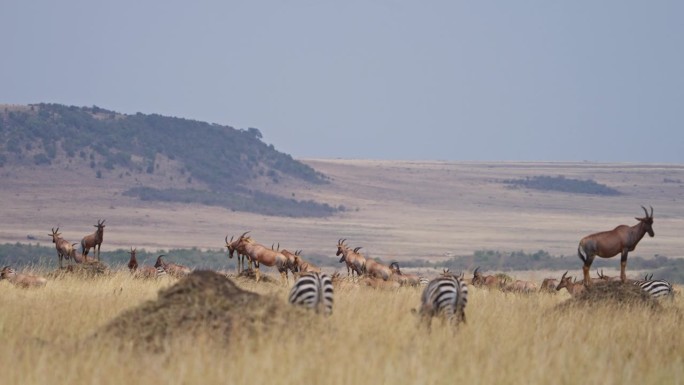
[288,272,334,315]
[419,274,468,326]
[634,279,673,299]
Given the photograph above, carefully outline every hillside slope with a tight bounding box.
[0,104,336,217]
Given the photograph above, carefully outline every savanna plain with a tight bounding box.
[1,160,684,385]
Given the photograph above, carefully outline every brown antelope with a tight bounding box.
[539,278,558,293]
[81,219,105,261]
[578,206,654,286]
[555,271,586,297]
[225,233,252,273]
[127,248,159,278]
[503,279,538,293]
[154,255,191,278]
[283,249,321,275]
[0,266,47,288]
[234,234,291,283]
[49,227,74,269]
[363,258,394,281]
[336,239,366,278]
[471,267,501,289]
[389,261,423,286]
[360,275,402,290]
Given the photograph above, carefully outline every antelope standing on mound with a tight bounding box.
[226,233,252,273]
[81,219,105,261]
[154,255,191,278]
[234,234,291,283]
[336,239,366,279]
[578,206,654,286]
[49,227,74,269]
[0,266,47,288]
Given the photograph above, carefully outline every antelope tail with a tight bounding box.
[577,244,587,264]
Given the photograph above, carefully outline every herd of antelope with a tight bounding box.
[0,206,677,326]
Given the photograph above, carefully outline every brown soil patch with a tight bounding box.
[91,270,304,351]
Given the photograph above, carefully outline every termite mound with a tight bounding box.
[91,270,306,351]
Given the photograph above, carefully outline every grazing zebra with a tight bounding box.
[634,278,674,299]
[288,272,334,315]
[417,273,468,328]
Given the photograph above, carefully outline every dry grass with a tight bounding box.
[1,270,682,385]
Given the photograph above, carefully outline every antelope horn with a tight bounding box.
[474,266,480,275]
[225,235,229,245]
[240,231,250,239]
[650,205,654,218]
[641,205,649,218]
[560,271,568,280]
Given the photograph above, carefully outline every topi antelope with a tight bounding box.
[81,219,105,261]
[0,266,47,288]
[471,267,501,289]
[389,261,423,287]
[154,255,191,278]
[234,234,291,283]
[128,247,160,279]
[336,239,366,279]
[503,279,538,294]
[539,278,558,293]
[578,206,654,286]
[555,271,585,297]
[49,227,74,269]
[363,258,394,281]
[226,233,252,273]
[283,249,321,276]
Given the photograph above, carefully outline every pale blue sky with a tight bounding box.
[2,1,682,162]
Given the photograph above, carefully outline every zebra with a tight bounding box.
[633,278,674,299]
[288,272,334,315]
[416,273,468,328]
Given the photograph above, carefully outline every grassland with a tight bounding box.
[1,270,682,385]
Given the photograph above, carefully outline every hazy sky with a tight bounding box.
[2,1,682,162]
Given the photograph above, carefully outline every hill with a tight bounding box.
[0,103,336,217]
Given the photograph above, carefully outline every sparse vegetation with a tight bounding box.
[503,175,621,195]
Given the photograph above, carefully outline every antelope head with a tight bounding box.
[556,271,572,291]
[128,247,138,271]
[49,227,61,243]
[336,239,347,257]
[472,266,483,285]
[0,266,14,280]
[637,205,655,237]
[95,219,106,231]
[389,261,401,274]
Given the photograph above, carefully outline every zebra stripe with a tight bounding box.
[288,272,334,315]
[419,274,468,326]
[156,266,167,278]
[634,279,673,299]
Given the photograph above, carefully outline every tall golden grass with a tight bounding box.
[1,271,682,385]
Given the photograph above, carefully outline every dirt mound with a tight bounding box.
[556,281,661,311]
[91,270,303,351]
[46,261,110,279]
